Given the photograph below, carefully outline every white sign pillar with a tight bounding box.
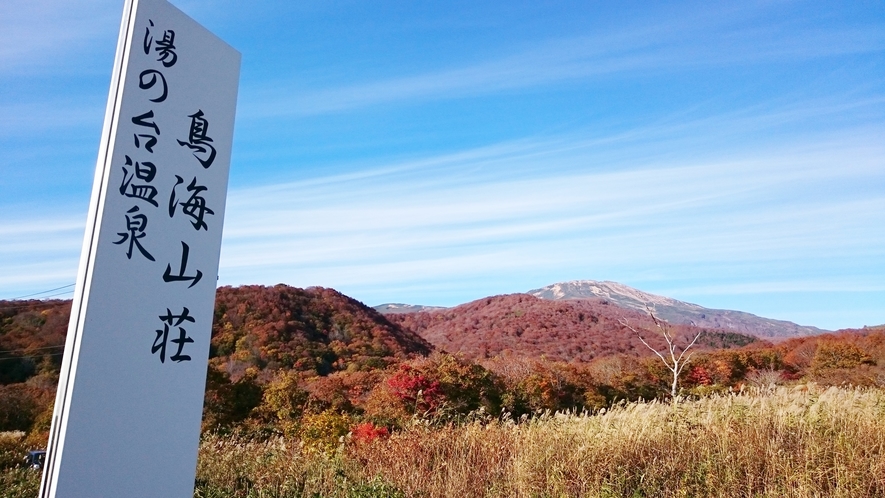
[40,0,240,496]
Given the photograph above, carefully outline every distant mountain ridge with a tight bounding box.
[374,303,448,314]
[528,280,828,340]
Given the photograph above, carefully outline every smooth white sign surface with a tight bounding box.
[40,1,240,496]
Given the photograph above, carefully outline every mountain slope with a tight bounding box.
[386,293,757,363]
[528,280,827,340]
[0,286,433,386]
[211,285,432,377]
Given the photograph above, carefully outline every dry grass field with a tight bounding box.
[4,385,883,497]
[190,385,885,498]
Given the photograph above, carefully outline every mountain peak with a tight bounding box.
[529,280,706,311]
[529,280,826,340]
[532,280,691,309]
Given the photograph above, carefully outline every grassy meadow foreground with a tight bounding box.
[6,385,881,497]
[192,386,885,497]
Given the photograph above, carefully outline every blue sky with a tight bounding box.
[1,0,883,330]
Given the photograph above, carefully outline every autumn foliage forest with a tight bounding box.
[2,284,885,496]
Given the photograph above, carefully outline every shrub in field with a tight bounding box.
[705,356,738,384]
[501,372,564,415]
[783,338,818,370]
[687,365,713,386]
[413,353,501,416]
[0,300,69,386]
[360,380,412,429]
[302,370,386,415]
[0,384,52,433]
[584,354,632,387]
[485,356,599,415]
[581,389,607,411]
[584,354,662,403]
[202,365,262,432]
[812,340,874,371]
[255,370,310,433]
[695,347,783,385]
[810,365,885,387]
[298,410,352,454]
[350,422,389,445]
[745,368,784,388]
[385,364,442,414]
[779,330,885,379]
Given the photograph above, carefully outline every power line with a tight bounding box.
[0,352,65,361]
[9,284,75,300]
[0,345,65,355]
[35,290,76,299]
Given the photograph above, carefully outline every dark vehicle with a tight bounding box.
[25,450,46,470]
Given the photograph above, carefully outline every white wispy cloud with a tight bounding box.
[215,120,885,297]
[3,90,881,305]
[0,215,83,291]
[660,280,885,297]
[2,134,882,331]
[242,8,885,118]
[0,0,119,74]
[0,100,104,137]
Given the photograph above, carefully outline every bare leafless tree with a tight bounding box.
[619,306,703,399]
[745,368,783,390]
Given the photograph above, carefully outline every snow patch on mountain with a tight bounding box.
[528,280,827,339]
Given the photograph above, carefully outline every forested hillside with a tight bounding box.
[209,285,431,380]
[0,299,68,386]
[387,293,757,362]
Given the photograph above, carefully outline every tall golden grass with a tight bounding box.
[195,385,885,497]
